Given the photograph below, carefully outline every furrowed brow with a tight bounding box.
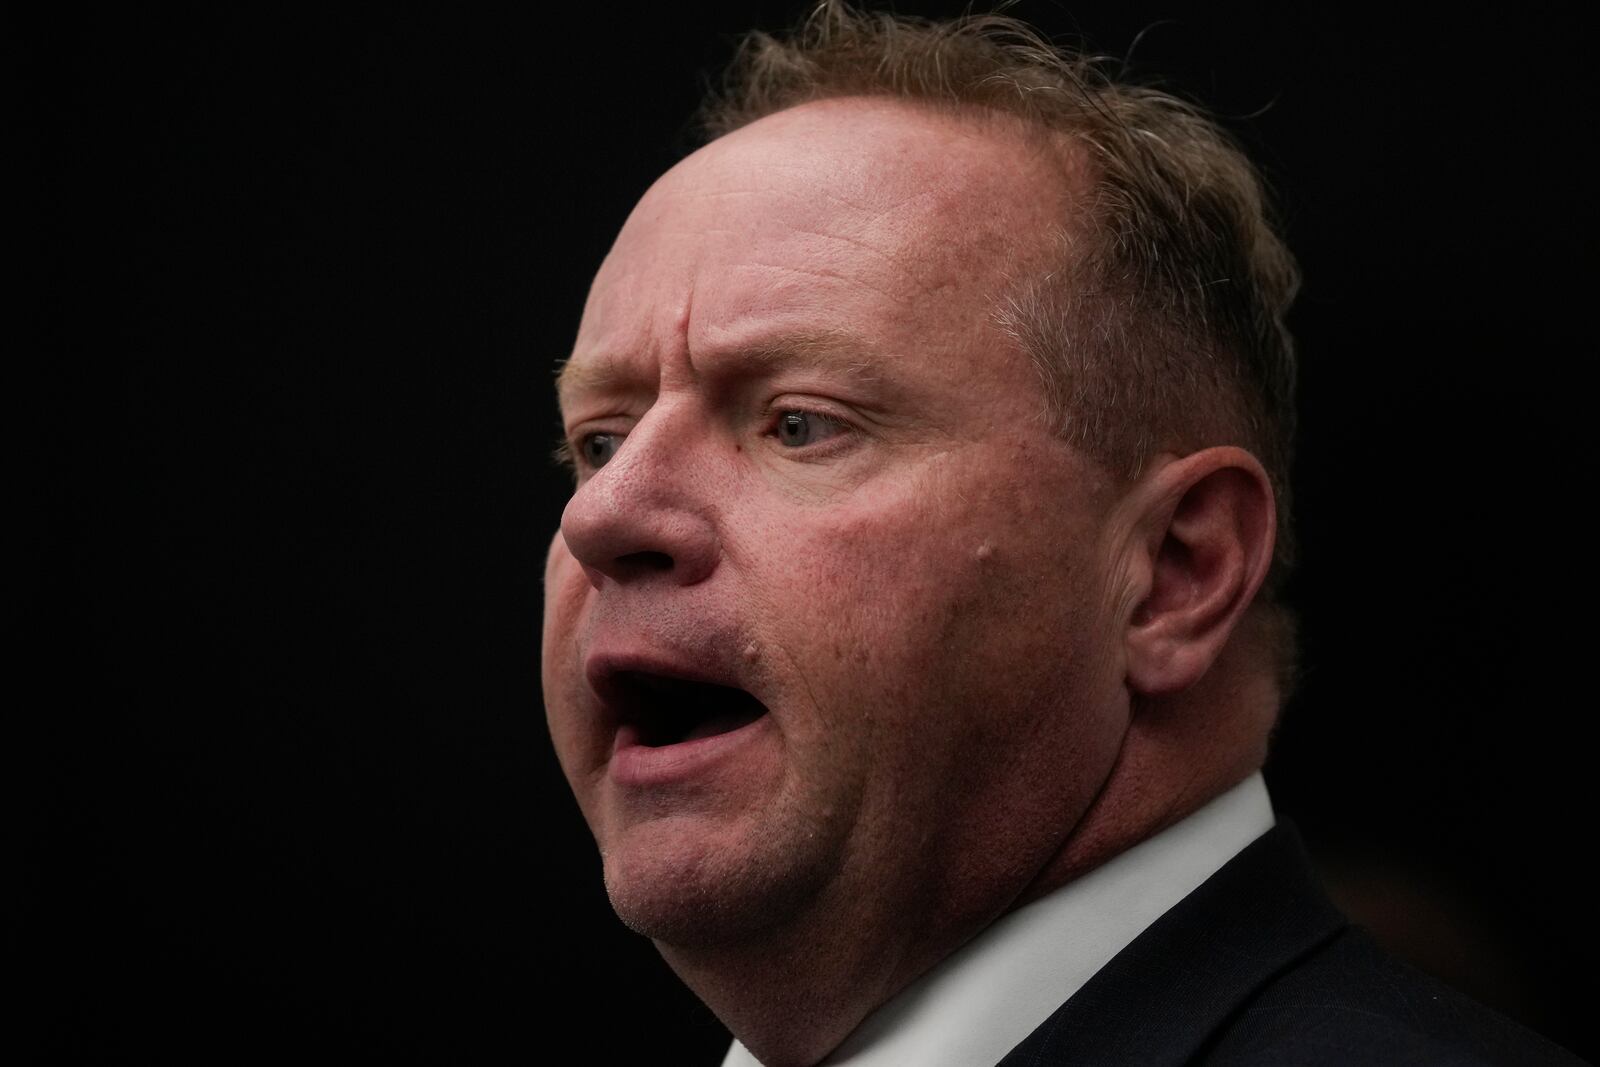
[555,328,884,408]
[721,329,883,383]
[554,356,640,406]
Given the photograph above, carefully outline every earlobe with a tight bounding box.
[1123,448,1276,697]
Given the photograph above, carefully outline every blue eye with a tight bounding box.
[775,411,840,447]
[581,432,621,468]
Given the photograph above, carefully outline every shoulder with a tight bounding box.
[999,823,1587,1067]
[1198,912,1585,1067]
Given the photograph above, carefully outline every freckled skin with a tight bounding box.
[542,99,1146,1064]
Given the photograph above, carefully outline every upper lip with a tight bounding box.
[588,648,739,695]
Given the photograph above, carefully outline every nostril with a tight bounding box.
[618,550,674,571]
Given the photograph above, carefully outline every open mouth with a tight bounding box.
[610,671,770,748]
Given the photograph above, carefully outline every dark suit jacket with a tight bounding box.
[998,824,1586,1066]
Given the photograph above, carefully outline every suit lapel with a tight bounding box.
[997,823,1346,1067]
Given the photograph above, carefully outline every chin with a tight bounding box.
[599,818,843,949]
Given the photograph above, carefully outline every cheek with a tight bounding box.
[751,453,1114,728]
[741,460,1121,860]
[749,462,1035,687]
[540,534,585,668]
[540,535,602,776]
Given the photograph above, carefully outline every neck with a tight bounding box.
[1017,630,1279,908]
[657,874,966,1067]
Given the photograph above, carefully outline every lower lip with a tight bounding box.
[608,714,773,787]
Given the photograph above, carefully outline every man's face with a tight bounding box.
[542,99,1134,948]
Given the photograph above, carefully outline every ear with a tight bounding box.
[1122,447,1276,698]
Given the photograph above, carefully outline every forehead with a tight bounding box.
[562,98,1074,403]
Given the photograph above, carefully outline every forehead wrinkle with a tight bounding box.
[773,225,938,301]
[738,259,918,309]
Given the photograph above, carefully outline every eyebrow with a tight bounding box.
[555,327,884,403]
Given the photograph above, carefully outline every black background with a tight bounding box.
[30,3,1596,1063]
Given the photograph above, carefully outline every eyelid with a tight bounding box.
[560,417,635,477]
[771,408,847,435]
[766,393,857,421]
[560,398,863,478]
[764,398,860,452]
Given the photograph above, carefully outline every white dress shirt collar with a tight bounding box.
[721,772,1275,1067]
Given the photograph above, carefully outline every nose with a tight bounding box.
[558,406,722,588]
